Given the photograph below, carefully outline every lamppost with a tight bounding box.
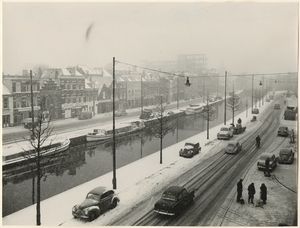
[251,75,254,113]
[262,77,264,106]
[259,80,262,107]
[224,71,227,125]
[112,57,117,189]
[177,76,179,110]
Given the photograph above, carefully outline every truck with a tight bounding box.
[284,106,297,120]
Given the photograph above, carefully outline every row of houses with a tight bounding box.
[2,65,221,127]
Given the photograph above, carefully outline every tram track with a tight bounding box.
[111,107,282,226]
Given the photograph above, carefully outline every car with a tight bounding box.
[257,153,277,171]
[154,186,195,216]
[72,186,120,221]
[252,109,259,114]
[278,148,294,164]
[115,109,127,117]
[217,125,234,140]
[140,109,153,119]
[278,126,289,137]
[225,141,242,154]
[179,142,201,158]
[274,104,280,109]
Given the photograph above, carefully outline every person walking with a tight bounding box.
[247,183,256,204]
[237,118,242,125]
[260,183,267,204]
[237,179,243,203]
[264,157,270,176]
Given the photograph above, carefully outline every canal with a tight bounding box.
[3,91,252,217]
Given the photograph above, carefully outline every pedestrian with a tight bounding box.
[260,183,267,204]
[247,183,256,204]
[264,157,270,176]
[237,179,243,203]
[237,118,242,125]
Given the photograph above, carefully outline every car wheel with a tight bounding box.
[111,199,118,209]
[88,211,97,222]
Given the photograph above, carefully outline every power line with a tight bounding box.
[115,59,297,81]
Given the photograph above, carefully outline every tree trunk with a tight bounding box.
[36,149,41,225]
[32,176,35,204]
[207,118,209,139]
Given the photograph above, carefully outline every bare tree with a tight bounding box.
[21,98,67,225]
[198,91,217,139]
[147,96,177,164]
[253,88,260,108]
[227,87,242,125]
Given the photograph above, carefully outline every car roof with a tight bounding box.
[164,186,185,195]
[260,153,273,158]
[89,186,108,195]
[280,148,293,153]
[227,141,239,145]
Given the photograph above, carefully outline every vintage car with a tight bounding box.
[179,142,201,158]
[274,104,280,109]
[233,124,246,135]
[72,186,120,221]
[278,126,289,137]
[225,141,242,154]
[257,153,277,171]
[217,125,234,140]
[154,186,195,216]
[115,109,127,117]
[278,148,294,164]
[252,109,259,114]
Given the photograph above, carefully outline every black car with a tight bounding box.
[72,186,120,221]
[179,142,201,158]
[154,186,195,216]
[252,109,259,114]
[278,126,289,137]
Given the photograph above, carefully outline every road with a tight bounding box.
[105,96,286,225]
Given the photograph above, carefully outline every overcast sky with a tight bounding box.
[2,2,298,75]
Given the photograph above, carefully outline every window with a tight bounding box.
[72,84,77,90]
[61,84,65,90]
[12,82,16,92]
[13,101,16,108]
[21,83,27,92]
[79,97,81,102]
[3,97,9,109]
[103,92,106,99]
[73,97,76,103]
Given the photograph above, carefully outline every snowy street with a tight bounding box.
[3,92,297,226]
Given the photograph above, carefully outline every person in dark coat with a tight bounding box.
[260,183,267,204]
[237,118,242,125]
[237,179,243,202]
[264,158,270,176]
[247,183,256,204]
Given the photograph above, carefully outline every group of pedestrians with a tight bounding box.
[236,179,267,205]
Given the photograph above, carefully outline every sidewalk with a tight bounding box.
[3,91,277,226]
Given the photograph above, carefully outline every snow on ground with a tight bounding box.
[3,92,296,226]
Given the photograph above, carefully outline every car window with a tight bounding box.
[221,127,228,131]
[87,193,100,201]
[101,191,111,200]
[182,189,188,197]
[162,193,177,201]
[228,143,235,147]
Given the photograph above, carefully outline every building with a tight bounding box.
[2,84,14,127]
[2,71,40,126]
[177,54,207,73]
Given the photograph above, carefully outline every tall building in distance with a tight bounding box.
[177,54,207,73]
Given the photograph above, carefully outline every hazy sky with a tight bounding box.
[2,2,298,75]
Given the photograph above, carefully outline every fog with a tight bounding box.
[2,2,298,75]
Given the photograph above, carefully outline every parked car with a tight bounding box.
[278,148,294,164]
[115,109,127,117]
[225,141,242,154]
[154,186,195,216]
[23,118,38,129]
[179,142,201,158]
[278,126,289,137]
[78,111,93,120]
[257,153,277,171]
[72,186,120,221]
[217,125,234,140]
[140,109,154,120]
[252,109,259,114]
[274,104,280,109]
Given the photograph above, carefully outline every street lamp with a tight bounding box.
[251,75,254,113]
[224,71,227,125]
[259,80,262,107]
[112,57,117,189]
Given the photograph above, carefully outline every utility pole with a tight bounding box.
[141,71,143,113]
[30,70,35,140]
[112,57,117,189]
[224,71,227,125]
[262,76,264,105]
[251,75,254,113]
[177,76,179,110]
